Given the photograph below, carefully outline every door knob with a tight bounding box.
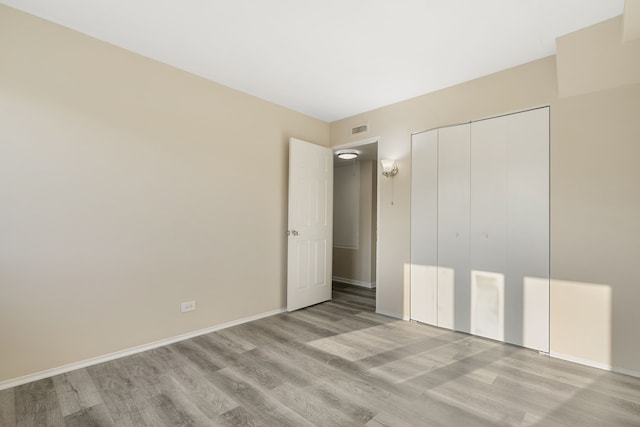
[292,230,299,236]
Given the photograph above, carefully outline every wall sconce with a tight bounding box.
[380,159,398,177]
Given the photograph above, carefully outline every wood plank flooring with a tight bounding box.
[2,282,639,426]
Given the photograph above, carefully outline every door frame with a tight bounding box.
[332,136,380,311]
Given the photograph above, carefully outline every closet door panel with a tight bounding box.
[411,108,549,350]
[437,124,470,332]
[506,107,550,351]
[470,117,508,273]
[410,130,438,326]
[470,116,508,341]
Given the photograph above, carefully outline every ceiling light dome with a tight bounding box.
[337,150,358,160]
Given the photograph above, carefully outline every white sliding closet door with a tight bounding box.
[470,108,549,350]
[410,108,549,352]
[470,116,508,342]
[506,108,549,352]
[410,130,438,326]
[437,124,470,331]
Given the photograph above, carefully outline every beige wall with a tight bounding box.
[557,16,640,97]
[333,159,376,286]
[331,17,640,374]
[550,83,640,373]
[623,0,640,42]
[0,5,329,382]
[2,3,639,383]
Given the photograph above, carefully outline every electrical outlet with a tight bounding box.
[180,301,196,313]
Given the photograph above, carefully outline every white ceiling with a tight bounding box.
[1,0,625,122]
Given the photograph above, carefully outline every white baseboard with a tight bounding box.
[0,308,285,391]
[550,352,640,379]
[613,366,640,379]
[333,276,376,289]
[549,352,612,371]
[375,309,409,321]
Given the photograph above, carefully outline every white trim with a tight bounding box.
[412,105,551,136]
[333,276,376,289]
[549,352,612,372]
[613,366,640,379]
[0,308,285,391]
[549,352,640,378]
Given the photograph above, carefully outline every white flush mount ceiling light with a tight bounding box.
[337,150,359,160]
[381,159,398,177]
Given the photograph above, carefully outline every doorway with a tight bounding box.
[332,140,378,310]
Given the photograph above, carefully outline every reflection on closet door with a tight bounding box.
[437,266,455,329]
[410,130,438,326]
[471,270,505,341]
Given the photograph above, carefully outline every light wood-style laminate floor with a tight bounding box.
[1,282,639,426]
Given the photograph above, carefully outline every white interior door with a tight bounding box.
[287,138,333,311]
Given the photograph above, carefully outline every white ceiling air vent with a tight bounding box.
[351,123,368,135]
